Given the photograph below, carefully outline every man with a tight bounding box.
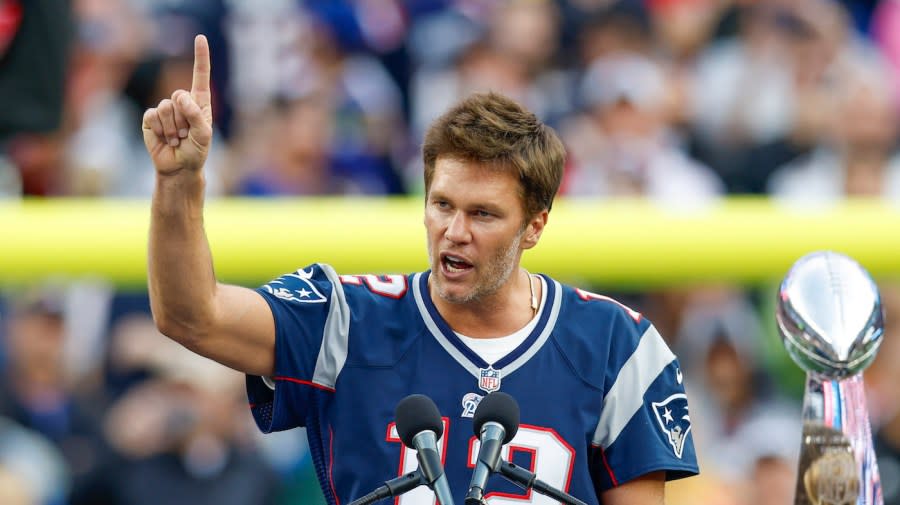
[142,35,698,504]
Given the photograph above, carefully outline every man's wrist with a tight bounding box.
[155,169,206,188]
[153,170,207,217]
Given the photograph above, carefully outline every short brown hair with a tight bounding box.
[422,92,566,218]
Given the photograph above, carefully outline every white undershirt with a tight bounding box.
[455,276,547,365]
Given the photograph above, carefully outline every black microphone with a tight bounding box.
[464,392,520,505]
[395,394,456,505]
[348,471,424,505]
[498,461,587,505]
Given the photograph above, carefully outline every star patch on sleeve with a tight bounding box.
[652,393,691,458]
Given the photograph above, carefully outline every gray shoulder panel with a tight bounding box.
[311,263,350,390]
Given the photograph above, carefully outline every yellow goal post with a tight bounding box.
[2,197,899,289]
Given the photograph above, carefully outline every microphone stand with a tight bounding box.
[348,471,425,505]
[498,461,588,505]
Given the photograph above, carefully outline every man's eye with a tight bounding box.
[476,210,492,218]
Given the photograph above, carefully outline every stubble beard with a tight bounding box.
[430,231,523,306]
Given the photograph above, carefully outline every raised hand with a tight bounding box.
[142,35,214,176]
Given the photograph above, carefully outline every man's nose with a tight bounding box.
[444,211,471,244]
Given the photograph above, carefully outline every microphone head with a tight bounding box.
[473,392,519,444]
[395,394,444,447]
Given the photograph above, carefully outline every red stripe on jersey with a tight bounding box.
[329,426,341,505]
[599,446,618,487]
[273,376,336,393]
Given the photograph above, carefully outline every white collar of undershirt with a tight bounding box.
[454,275,547,366]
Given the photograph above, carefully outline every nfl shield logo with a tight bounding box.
[478,367,502,393]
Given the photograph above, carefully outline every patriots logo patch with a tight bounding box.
[262,268,328,304]
[652,393,691,459]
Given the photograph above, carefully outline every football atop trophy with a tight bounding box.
[776,251,884,379]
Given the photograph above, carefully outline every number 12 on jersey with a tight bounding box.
[387,420,575,505]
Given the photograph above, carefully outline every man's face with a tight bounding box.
[425,157,539,305]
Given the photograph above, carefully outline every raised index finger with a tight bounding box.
[191,34,211,107]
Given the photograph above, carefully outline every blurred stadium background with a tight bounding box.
[2,0,900,504]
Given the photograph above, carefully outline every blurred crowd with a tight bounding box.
[2,0,900,504]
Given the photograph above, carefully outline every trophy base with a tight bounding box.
[795,422,859,505]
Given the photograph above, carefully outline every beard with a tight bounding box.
[429,230,523,306]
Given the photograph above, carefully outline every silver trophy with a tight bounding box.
[777,251,884,505]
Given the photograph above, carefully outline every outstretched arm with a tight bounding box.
[143,35,275,376]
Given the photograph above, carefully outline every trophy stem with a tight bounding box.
[795,373,883,505]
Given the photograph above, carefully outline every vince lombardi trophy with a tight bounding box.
[777,251,884,505]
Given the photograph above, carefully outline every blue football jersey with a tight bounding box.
[246,264,699,505]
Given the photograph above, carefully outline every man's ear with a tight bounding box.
[522,210,549,250]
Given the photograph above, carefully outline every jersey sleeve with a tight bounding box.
[589,314,699,491]
[246,263,349,434]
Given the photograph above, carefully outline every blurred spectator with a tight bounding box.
[488,0,565,85]
[768,53,900,204]
[562,53,723,207]
[304,11,407,195]
[573,2,654,64]
[225,1,312,117]
[93,314,279,505]
[0,289,110,504]
[64,0,228,197]
[406,2,483,72]
[674,291,800,485]
[410,0,573,150]
[688,2,799,192]
[304,0,407,56]
[691,0,890,195]
[233,5,406,196]
[235,93,382,195]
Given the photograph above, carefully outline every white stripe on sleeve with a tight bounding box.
[592,325,675,449]
[311,264,351,390]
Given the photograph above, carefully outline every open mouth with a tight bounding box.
[441,254,474,273]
